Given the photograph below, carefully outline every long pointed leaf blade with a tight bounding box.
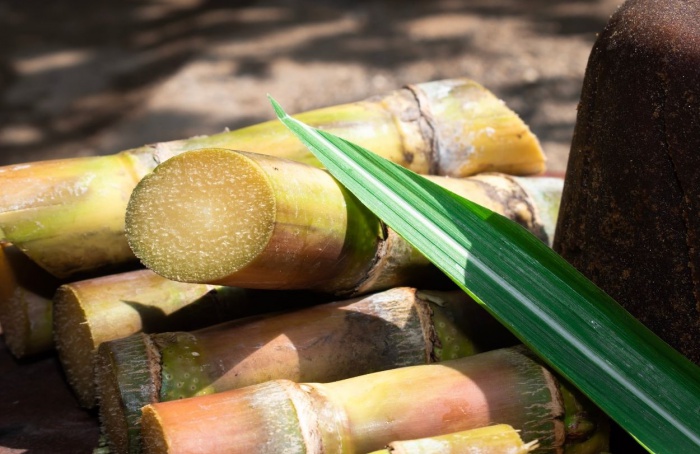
[270,97,700,453]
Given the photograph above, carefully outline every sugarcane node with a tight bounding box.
[408,79,545,177]
[0,78,545,282]
[94,287,529,453]
[125,145,562,295]
[137,346,609,454]
[154,332,212,401]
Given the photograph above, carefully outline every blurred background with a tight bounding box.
[0,0,621,173]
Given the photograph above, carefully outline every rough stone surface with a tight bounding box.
[554,0,700,365]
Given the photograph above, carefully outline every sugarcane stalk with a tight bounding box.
[0,152,154,278]
[96,287,517,454]
[0,242,62,357]
[366,424,539,454]
[125,148,562,294]
[53,268,313,408]
[0,79,544,279]
[140,346,609,454]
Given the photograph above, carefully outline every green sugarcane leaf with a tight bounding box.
[270,96,700,454]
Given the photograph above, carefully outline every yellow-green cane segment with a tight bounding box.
[126,148,562,294]
[0,79,544,279]
[0,152,153,278]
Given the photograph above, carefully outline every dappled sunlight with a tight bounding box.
[0,0,617,169]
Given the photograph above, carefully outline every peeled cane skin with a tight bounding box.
[0,243,61,357]
[98,333,160,454]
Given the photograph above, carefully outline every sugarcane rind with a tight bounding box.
[156,332,215,400]
[429,302,478,361]
[0,154,150,278]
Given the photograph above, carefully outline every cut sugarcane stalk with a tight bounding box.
[53,268,313,408]
[224,78,545,177]
[0,242,62,357]
[0,79,543,279]
[366,424,538,454]
[125,148,562,294]
[140,346,609,454]
[96,288,517,454]
[0,153,154,278]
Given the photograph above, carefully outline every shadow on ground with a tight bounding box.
[1,0,619,170]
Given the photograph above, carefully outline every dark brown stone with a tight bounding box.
[554,0,700,363]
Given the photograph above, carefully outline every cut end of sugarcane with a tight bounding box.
[141,405,170,454]
[96,334,161,454]
[53,284,101,407]
[97,364,131,454]
[125,148,276,284]
[0,243,58,357]
[0,294,31,357]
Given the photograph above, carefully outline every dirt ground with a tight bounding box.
[1,0,622,174]
[1,1,628,453]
